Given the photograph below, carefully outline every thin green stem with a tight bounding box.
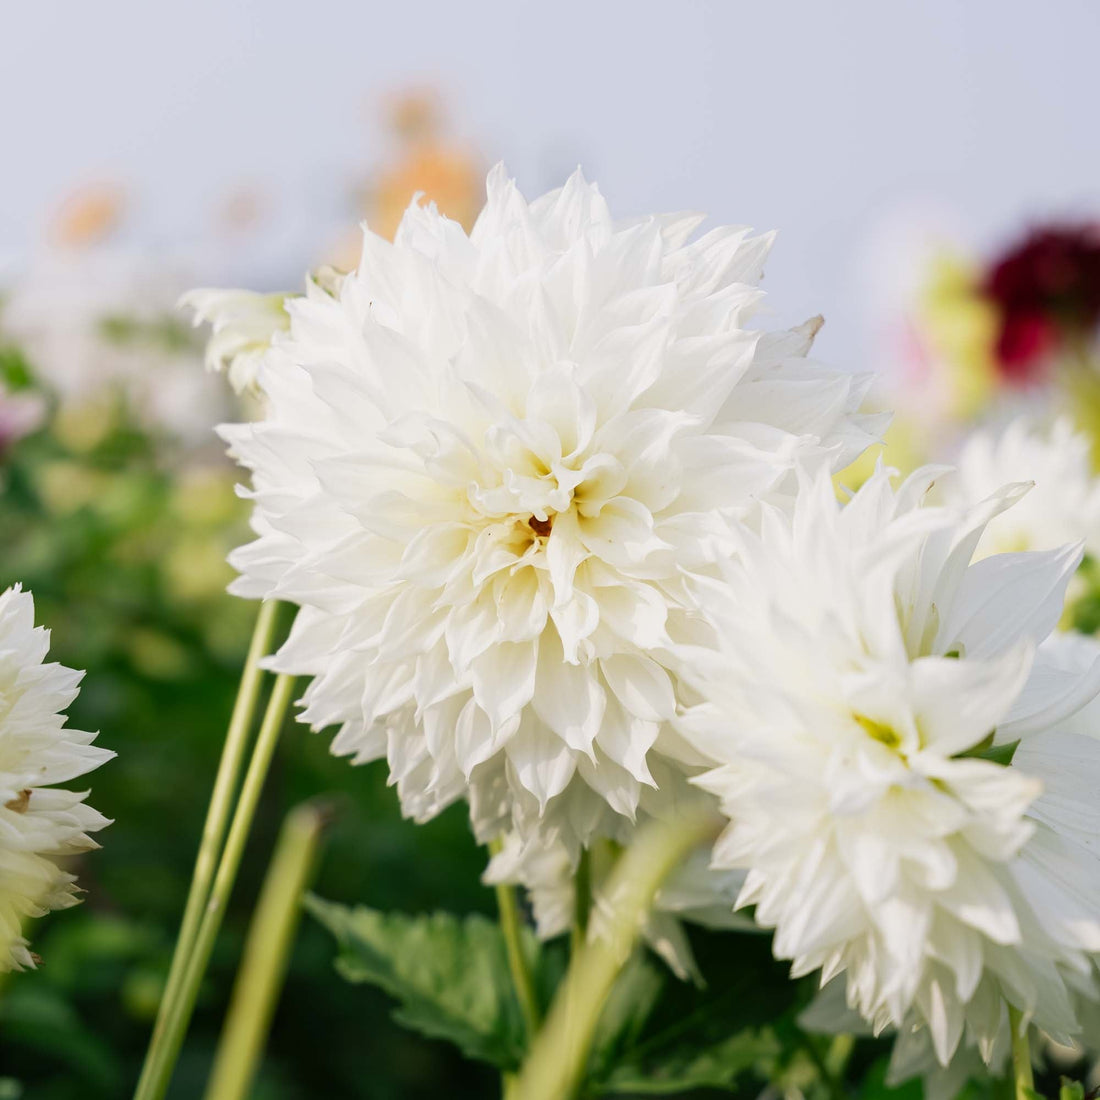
[203,800,330,1100]
[571,847,592,960]
[134,599,280,1100]
[514,809,720,1100]
[488,837,542,1041]
[1008,1004,1034,1100]
[135,672,298,1100]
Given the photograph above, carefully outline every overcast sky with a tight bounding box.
[4,0,1098,370]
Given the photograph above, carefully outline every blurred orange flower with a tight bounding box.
[329,89,482,269]
[49,182,126,248]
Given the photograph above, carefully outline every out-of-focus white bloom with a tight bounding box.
[221,165,883,852]
[679,465,1100,1066]
[181,288,292,395]
[0,385,46,457]
[944,417,1100,559]
[485,812,750,983]
[0,586,112,971]
[1,246,228,443]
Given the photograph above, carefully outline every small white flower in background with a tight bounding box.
[0,585,113,971]
[1,247,229,444]
[484,811,752,983]
[943,417,1100,559]
[181,287,293,396]
[219,165,884,853]
[677,464,1100,1066]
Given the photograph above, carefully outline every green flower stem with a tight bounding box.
[571,847,592,960]
[514,809,720,1100]
[488,837,542,1041]
[134,672,298,1100]
[1008,1004,1034,1100]
[203,800,330,1100]
[134,599,280,1100]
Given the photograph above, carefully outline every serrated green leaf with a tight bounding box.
[598,1028,780,1094]
[306,895,538,1070]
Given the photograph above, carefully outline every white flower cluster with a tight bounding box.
[209,167,1100,1069]
[0,586,112,970]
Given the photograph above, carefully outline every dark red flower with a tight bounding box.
[994,311,1058,381]
[984,223,1100,382]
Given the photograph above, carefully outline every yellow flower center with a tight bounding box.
[854,714,902,751]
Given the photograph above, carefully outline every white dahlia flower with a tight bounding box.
[220,165,883,851]
[181,287,292,396]
[678,465,1100,1065]
[485,813,750,983]
[0,585,112,971]
[943,417,1100,559]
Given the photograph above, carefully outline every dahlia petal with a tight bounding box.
[532,631,606,757]
[506,717,577,810]
[471,641,538,731]
[939,543,1082,661]
[910,644,1033,757]
[600,654,677,722]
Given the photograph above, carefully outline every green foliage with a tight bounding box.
[1059,1078,1087,1100]
[307,897,550,1070]
[0,343,34,390]
[585,952,666,1085]
[579,948,786,1096]
[309,892,851,1099]
[1069,554,1100,634]
[96,313,197,353]
[598,1026,779,1095]
[961,734,1020,766]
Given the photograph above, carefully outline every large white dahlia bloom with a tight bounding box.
[678,465,1100,1065]
[220,166,882,850]
[0,585,112,970]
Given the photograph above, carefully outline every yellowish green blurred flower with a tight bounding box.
[918,254,999,419]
